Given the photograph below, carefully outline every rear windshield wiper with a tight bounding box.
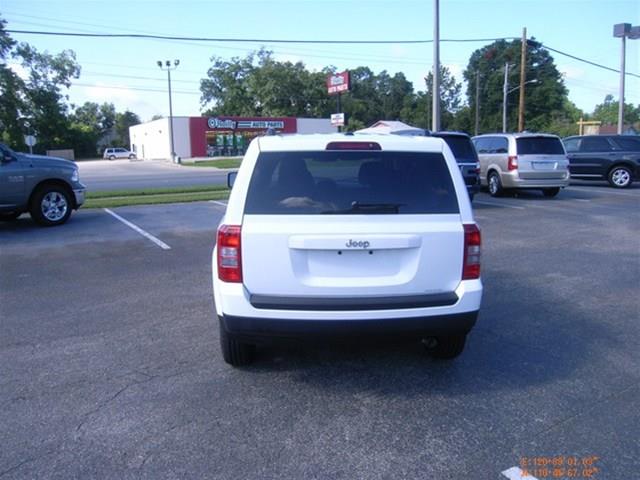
[321,201,405,214]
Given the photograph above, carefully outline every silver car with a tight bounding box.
[472,133,570,197]
[103,147,136,160]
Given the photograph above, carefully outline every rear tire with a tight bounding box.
[423,334,467,359]
[30,185,73,226]
[0,212,21,221]
[608,165,632,188]
[128,154,136,159]
[488,171,503,197]
[542,187,560,197]
[219,321,255,366]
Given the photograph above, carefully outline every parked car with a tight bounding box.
[562,135,640,188]
[212,133,483,366]
[472,133,570,197]
[103,147,136,160]
[431,132,480,200]
[0,143,86,226]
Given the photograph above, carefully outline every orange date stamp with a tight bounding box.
[518,456,600,478]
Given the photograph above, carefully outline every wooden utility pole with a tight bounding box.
[518,27,527,132]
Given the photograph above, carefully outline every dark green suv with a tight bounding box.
[0,143,86,226]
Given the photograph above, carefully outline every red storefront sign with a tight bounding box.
[327,71,350,95]
[189,116,297,158]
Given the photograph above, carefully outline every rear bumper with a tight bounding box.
[220,310,478,342]
[500,171,570,189]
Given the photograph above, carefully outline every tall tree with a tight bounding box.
[114,110,141,147]
[402,66,462,131]
[463,38,567,133]
[591,94,639,126]
[0,18,26,147]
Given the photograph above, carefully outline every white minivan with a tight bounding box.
[212,133,483,366]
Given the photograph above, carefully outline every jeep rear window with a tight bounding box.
[436,136,478,163]
[244,151,459,215]
[516,137,564,155]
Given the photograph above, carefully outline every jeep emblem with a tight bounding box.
[345,239,370,249]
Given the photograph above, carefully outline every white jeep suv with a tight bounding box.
[212,133,483,366]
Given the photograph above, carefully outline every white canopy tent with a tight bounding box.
[355,120,427,136]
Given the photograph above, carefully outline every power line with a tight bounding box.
[6,29,515,45]
[534,41,640,79]
[7,28,639,79]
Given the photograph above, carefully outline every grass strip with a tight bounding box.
[84,190,229,209]
[183,159,242,169]
[87,184,228,199]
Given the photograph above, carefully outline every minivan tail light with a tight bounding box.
[508,155,518,170]
[217,225,242,283]
[326,141,382,151]
[462,224,481,280]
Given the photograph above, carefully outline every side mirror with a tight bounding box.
[227,171,238,189]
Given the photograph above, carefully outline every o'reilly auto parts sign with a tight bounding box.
[327,71,350,95]
[208,118,286,130]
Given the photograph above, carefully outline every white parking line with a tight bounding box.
[574,198,591,203]
[209,200,228,207]
[474,200,525,210]
[103,208,171,250]
[501,466,539,479]
[567,187,639,198]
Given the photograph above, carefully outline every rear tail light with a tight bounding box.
[462,224,481,280]
[326,141,381,151]
[217,225,242,283]
[508,155,518,170]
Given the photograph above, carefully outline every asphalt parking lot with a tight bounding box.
[1,185,639,479]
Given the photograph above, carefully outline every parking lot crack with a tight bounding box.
[0,449,58,478]
[75,376,156,433]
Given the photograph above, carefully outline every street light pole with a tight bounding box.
[157,59,180,163]
[613,23,640,135]
[502,62,509,133]
[432,0,440,132]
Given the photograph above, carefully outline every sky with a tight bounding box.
[2,0,639,123]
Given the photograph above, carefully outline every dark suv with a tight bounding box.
[563,135,640,188]
[431,132,480,200]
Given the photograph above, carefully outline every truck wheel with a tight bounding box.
[542,187,560,197]
[219,322,255,366]
[608,166,632,188]
[488,171,503,197]
[0,212,21,221]
[423,334,467,359]
[30,185,72,227]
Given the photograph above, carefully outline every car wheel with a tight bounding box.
[108,155,116,160]
[0,212,21,221]
[488,171,503,197]
[219,321,255,366]
[423,334,467,359]
[608,166,633,188]
[542,187,560,197]
[128,154,136,159]
[30,185,72,227]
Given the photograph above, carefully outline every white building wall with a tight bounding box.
[129,117,190,160]
[296,118,337,134]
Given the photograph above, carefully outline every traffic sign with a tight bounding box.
[25,135,37,147]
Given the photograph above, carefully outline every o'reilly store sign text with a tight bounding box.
[207,118,285,130]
